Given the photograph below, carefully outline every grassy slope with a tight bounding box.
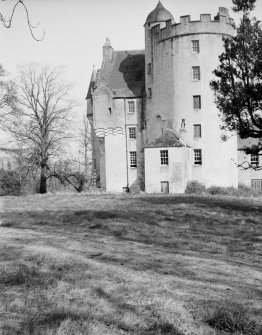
[0,193,261,335]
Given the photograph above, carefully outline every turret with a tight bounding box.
[144,1,174,138]
[145,1,174,28]
[144,2,174,103]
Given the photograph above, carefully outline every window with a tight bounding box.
[148,87,152,98]
[192,40,200,53]
[193,95,201,109]
[193,124,201,138]
[192,66,200,80]
[130,151,137,167]
[160,150,168,165]
[129,127,136,139]
[194,149,202,165]
[108,107,112,115]
[251,153,259,166]
[128,101,135,113]
[147,63,152,75]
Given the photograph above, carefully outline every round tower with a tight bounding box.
[144,2,174,139]
[144,3,238,188]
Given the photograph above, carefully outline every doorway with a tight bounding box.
[161,181,169,194]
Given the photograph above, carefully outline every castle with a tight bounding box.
[86,1,262,193]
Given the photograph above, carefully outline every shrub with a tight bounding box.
[185,180,206,194]
[206,184,262,197]
[207,186,231,195]
[0,169,21,196]
[202,303,261,335]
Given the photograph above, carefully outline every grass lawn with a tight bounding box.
[0,193,262,335]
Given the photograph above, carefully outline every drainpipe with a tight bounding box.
[124,98,129,191]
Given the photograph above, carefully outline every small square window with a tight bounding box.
[147,63,152,75]
[194,149,202,165]
[251,153,259,166]
[130,151,137,167]
[192,40,200,53]
[194,124,201,138]
[148,88,152,98]
[193,95,201,109]
[192,66,200,80]
[129,127,136,139]
[160,150,168,165]
[128,101,135,113]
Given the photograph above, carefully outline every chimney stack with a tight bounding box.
[103,38,113,61]
[179,119,187,146]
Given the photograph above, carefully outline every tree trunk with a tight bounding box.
[39,166,47,194]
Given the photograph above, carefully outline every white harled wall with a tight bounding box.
[145,147,192,193]
[144,11,239,189]
[105,133,127,192]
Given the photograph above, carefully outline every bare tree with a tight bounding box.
[3,63,74,194]
[77,113,92,178]
[48,115,93,193]
[0,64,17,118]
[1,0,44,40]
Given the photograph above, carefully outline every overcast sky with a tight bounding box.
[1,0,262,133]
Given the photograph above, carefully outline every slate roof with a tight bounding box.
[145,1,174,25]
[145,129,185,148]
[86,66,96,99]
[97,50,145,98]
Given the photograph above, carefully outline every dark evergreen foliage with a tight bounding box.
[211,0,262,157]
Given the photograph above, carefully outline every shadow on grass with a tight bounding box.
[94,287,183,335]
[139,195,262,214]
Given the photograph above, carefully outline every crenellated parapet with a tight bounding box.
[150,7,235,43]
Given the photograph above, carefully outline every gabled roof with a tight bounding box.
[98,50,145,98]
[145,129,185,148]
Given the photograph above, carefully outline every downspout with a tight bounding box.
[124,98,129,191]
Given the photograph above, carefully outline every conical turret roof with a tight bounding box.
[145,1,174,25]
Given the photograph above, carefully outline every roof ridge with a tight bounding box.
[114,49,145,53]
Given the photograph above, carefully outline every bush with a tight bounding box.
[0,169,21,196]
[185,180,206,194]
[185,181,262,197]
[202,303,261,335]
[207,186,231,195]
[207,184,262,197]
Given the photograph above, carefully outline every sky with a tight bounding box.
[1,0,262,148]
